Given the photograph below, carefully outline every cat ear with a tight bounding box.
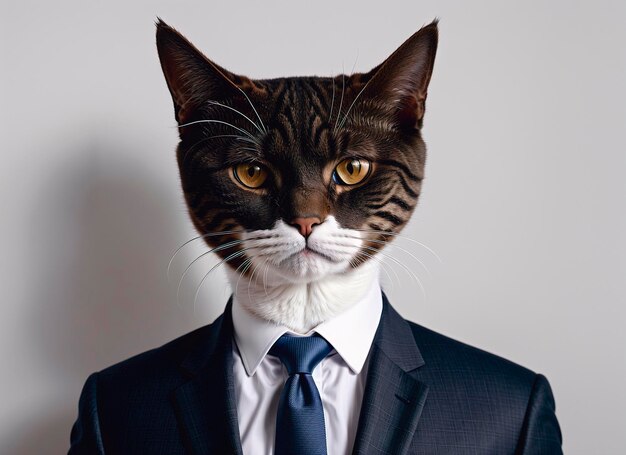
[156,19,249,123]
[359,19,439,130]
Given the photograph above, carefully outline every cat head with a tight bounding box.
[156,19,438,286]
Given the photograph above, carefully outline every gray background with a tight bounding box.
[2,1,624,453]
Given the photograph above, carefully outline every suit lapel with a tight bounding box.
[352,292,429,454]
[172,298,243,455]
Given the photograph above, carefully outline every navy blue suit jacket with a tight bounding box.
[69,292,563,454]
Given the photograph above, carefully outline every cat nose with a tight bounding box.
[289,216,322,238]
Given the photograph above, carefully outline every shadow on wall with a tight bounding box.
[2,137,226,454]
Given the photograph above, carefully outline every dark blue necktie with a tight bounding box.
[269,334,333,455]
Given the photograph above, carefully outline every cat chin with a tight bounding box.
[225,259,381,334]
[268,250,352,283]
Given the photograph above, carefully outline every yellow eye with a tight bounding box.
[234,163,268,188]
[333,158,371,185]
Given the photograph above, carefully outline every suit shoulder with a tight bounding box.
[406,320,537,388]
[95,313,224,382]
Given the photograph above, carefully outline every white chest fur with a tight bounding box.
[225,248,381,333]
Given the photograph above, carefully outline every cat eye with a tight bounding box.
[332,158,371,185]
[233,163,269,188]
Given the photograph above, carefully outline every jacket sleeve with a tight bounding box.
[515,373,563,454]
[68,372,106,455]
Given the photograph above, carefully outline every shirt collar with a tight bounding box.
[231,274,383,377]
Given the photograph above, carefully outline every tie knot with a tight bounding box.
[269,334,333,375]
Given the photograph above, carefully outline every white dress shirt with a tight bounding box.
[231,275,383,455]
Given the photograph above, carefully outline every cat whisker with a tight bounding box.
[233,85,268,134]
[263,258,271,299]
[251,256,266,288]
[181,134,258,169]
[237,147,262,155]
[351,250,397,293]
[207,100,265,136]
[332,48,366,131]
[181,134,257,171]
[182,233,301,302]
[336,77,369,131]
[177,240,247,307]
[245,256,265,303]
[192,248,256,313]
[234,136,259,144]
[354,228,443,264]
[246,244,303,256]
[178,119,261,145]
[360,245,427,301]
[176,235,281,291]
[342,236,432,278]
[167,230,247,281]
[333,66,346,132]
[189,133,258,149]
[328,73,336,124]
[233,256,256,306]
[350,48,359,76]
[245,232,282,240]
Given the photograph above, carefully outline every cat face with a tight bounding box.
[156,19,438,284]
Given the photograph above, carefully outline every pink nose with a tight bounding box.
[289,216,321,238]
